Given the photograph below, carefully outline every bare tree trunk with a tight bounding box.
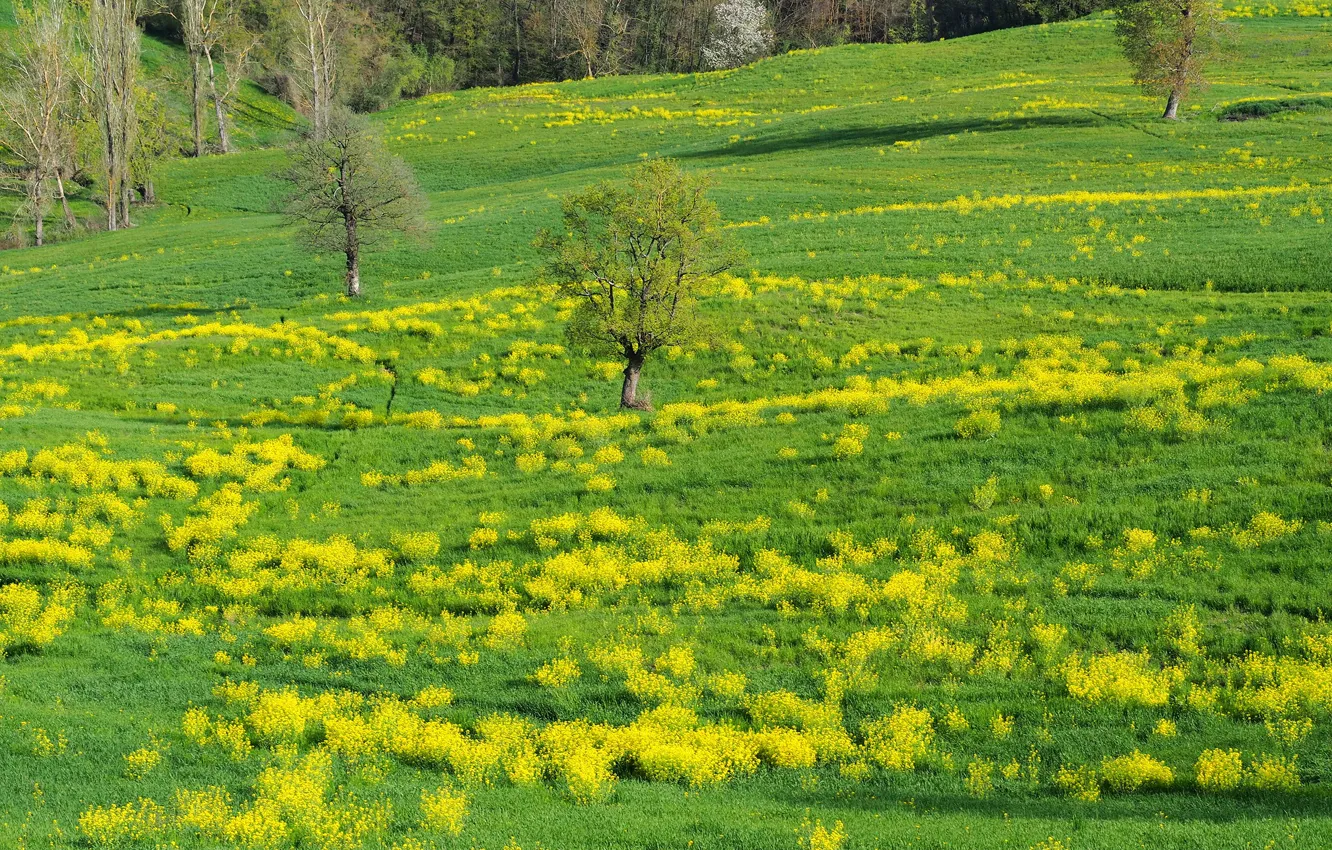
[104,118,117,231]
[91,0,138,231]
[1163,88,1180,119]
[205,52,231,153]
[296,0,336,140]
[142,175,155,204]
[32,171,44,247]
[55,170,74,228]
[190,52,204,155]
[621,353,646,409]
[344,215,361,297]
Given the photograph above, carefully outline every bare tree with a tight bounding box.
[87,0,139,230]
[559,0,605,78]
[282,109,425,297]
[295,0,337,139]
[178,0,207,155]
[537,159,743,410]
[1115,0,1224,119]
[179,0,259,154]
[0,0,79,245]
[215,11,262,150]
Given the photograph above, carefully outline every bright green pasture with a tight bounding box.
[1,14,1332,850]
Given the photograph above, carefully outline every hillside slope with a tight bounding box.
[2,13,1329,314]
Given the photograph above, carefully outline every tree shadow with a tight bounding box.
[679,113,1106,161]
[771,781,1332,822]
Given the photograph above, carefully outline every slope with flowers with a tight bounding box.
[1,9,1332,850]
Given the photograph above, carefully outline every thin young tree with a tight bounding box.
[0,0,78,245]
[178,0,255,154]
[214,10,262,151]
[87,0,138,230]
[131,85,171,203]
[1114,0,1223,119]
[536,159,742,410]
[281,109,425,298]
[294,0,337,139]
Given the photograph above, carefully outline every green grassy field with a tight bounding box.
[1,10,1332,850]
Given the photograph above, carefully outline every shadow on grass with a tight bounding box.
[777,780,1332,822]
[680,114,1105,161]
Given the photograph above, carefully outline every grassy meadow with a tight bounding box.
[2,8,1332,850]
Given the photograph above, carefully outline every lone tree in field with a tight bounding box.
[537,159,741,410]
[1114,0,1223,119]
[281,109,424,297]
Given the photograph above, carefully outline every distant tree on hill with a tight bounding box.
[177,0,211,156]
[177,0,260,155]
[1114,0,1224,119]
[703,0,774,70]
[536,159,743,410]
[281,109,425,297]
[294,0,338,138]
[558,0,608,78]
[132,85,179,204]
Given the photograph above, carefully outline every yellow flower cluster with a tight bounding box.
[16,441,197,498]
[1099,750,1174,792]
[1061,651,1182,708]
[183,435,325,491]
[0,581,79,653]
[160,484,258,554]
[361,455,487,488]
[419,785,468,835]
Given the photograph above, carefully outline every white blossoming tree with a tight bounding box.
[703,0,773,71]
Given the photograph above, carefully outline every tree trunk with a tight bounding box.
[191,52,205,156]
[119,178,132,228]
[33,172,44,247]
[344,214,361,297]
[55,171,74,229]
[106,172,117,231]
[142,177,155,204]
[1163,88,1181,120]
[206,53,232,153]
[345,246,361,296]
[621,353,646,409]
